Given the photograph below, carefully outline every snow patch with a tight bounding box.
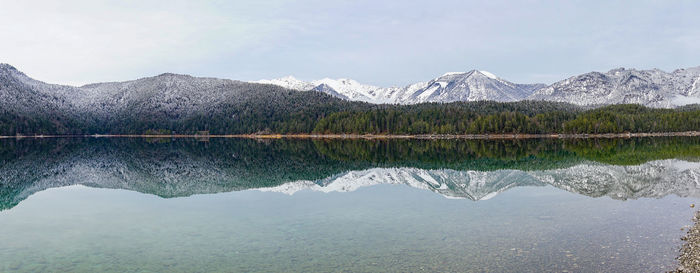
[671,95,700,106]
[478,70,498,79]
[441,72,466,77]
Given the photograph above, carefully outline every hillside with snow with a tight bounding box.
[1,63,699,136]
[4,63,699,114]
[257,70,546,104]
[257,67,700,107]
[529,67,700,108]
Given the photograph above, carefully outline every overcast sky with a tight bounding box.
[1,0,699,86]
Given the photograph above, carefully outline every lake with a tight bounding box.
[1,137,699,272]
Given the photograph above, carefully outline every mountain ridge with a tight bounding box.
[1,63,699,136]
[257,66,700,107]
[4,63,700,108]
[257,69,547,104]
[529,67,700,107]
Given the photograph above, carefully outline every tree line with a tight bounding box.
[1,97,698,136]
[311,103,700,135]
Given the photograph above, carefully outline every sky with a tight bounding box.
[1,0,699,86]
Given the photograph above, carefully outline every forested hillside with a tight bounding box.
[312,103,700,135]
[3,97,699,136]
[1,64,699,136]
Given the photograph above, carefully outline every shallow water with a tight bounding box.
[0,137,699,272]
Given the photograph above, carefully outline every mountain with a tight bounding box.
[0,63,80,115]
[1,63,698,136]
[257,67,700,107]
[256,76,382,102]
[0,63,363,135]
[5,63,700,114]
[257,70,546,104]
[0,64,328,118]
[529,67,700,107]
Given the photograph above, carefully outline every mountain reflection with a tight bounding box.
[1,137,699,210]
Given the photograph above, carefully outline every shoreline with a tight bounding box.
[1,131,698,140]
[676,210,700,272]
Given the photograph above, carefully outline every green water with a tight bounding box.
[0,137,699,272]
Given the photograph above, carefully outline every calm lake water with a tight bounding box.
[1,137,699,272]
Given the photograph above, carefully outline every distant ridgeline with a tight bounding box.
[1,64,699,135]
[1,137,699,210]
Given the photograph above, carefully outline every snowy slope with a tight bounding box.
[255,76,315,91]
[3,63,700,112]
[0,63,84,115]
[0,64,318,123]
[257,70,546,104]
[257,76,383,102]
[258,67,700,107]
[529,67,700,107]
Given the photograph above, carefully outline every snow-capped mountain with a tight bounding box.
[405,71,546,103]
[529,67,700,107]
[0,63,345,134]
[0,64,239,117]
[3,62,700,118]
[0,63,81,115]
[258,67,700,107]
[257,76,382,101]
[256,70,546,104]
[0,63,264,118]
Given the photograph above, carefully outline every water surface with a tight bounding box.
[1,137,699,272]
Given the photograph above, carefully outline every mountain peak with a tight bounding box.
[256,76,315,91]
[0,63,18,71]
[0,64,24,77]
[255,69,542,104]
[0,64,33,84]
[155,72,192,78]
[608,67,626,74]
[441,71,467,77]
[440,70,499,80]
[279,75,299,81]
[530,65,700,107]
[477,70,498,79]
